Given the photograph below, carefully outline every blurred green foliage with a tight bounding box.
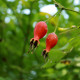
[0,0,80,80]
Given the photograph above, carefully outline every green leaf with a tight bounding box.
[42,50,65,68]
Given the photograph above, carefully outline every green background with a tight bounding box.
[0,0,80,80]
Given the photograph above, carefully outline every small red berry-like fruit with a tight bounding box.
[42,32,58,58]
[30,21,48,48]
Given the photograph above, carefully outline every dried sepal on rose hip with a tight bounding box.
[42,32,58,58]
[30,21,48,49]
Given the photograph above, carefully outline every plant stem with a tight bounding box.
[45,12,59,22]
[54,10,62,33]
[59,27,80,35]
[53,0,80,14]
[64,8,80,14]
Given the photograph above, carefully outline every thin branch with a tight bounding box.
[45,11,59,22]
[54,9,62,33]
[53,0,80,14]
[59,27,80,35]
[64,8,80,14]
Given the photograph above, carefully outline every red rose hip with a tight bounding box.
[30,21,48,48]
[42,32,58,58]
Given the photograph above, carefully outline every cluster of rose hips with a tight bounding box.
[30,21,58,58]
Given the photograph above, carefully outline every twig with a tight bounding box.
[59,27,80,35]
[53,0,80,14]
[54,9,62,33]
[45,11,59,22]
[64,8,80,14]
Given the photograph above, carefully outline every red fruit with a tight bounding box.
[46,32,58,52]
[30,21,48,48]
[42,32,58,58]
[34,21,47,41]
